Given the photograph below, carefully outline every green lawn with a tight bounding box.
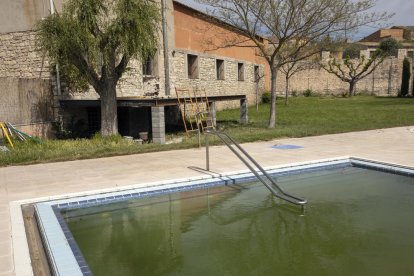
[217,96,414,142]
[1,96,413,166]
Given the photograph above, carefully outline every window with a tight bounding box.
[238,63,245,81]
[216,59,225,80]
[142,55,157,76]
[408,51,414,59]
[254,65,260,83]
[187,54,199,79]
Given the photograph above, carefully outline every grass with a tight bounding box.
[1,96,413,167]
[216,96,414,142]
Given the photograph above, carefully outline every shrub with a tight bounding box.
[400,58,411,97]
[291,90,298,97]
[379,38,401,57]
[262,92,271,103]
[303,89,313,97]
[342,44,364,59]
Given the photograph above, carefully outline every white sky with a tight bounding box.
[180,0,414,40]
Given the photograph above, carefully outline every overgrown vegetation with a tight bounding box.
[262,92,271,103]
[1,96,414,166]
[303,89,313,97]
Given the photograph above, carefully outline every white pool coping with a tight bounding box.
[10,156,414,275]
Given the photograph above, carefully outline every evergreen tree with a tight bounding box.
[400,58,411,97]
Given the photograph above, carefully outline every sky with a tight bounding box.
[179,0,414,40]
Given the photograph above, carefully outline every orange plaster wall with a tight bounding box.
[173,2,270,90]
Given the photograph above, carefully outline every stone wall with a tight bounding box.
[0,31,50,79]
[170,49,265,109]
[0,77,54,137]
[0,31,56,137]
[0,30,167,100]
[62,50,167,100]
[276,57,406,97]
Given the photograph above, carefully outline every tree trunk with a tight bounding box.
[268,67,278,128]
[349,81,356,97]
[285,75,289,105]
[99,82,118,136]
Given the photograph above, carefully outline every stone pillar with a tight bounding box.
[209,101,216,127]
[151,106,165,144]
[240,98,248,124]
[321,51,330,60]
[398,49,407,60]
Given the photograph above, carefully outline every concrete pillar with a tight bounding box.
[151,106,165,144]
[209,101,216,127]
[240,98,248,124]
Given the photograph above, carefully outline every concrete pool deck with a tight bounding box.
[1,126,414,275]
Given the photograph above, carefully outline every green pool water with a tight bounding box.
[64,167,414,276]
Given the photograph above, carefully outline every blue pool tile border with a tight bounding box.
[35,158,414,276]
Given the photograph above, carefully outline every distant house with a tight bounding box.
[359,26,414,58]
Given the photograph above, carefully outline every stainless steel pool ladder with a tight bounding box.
[205,130,307,207]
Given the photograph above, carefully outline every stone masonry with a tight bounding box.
[281,56,405,96]
[0,31,55,137]
[62,50,166,100]
[170,49,265,109]
[0,31,50,79]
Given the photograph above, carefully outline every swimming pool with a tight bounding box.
[35,158,414,275]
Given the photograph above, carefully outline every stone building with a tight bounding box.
[0,0,267,143]
[0,1,410,143]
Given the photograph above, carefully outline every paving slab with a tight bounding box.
[1,126,414,275]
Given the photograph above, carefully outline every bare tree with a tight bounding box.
[321,39,400,97]
[280,58,317,105]
[197,0,391,128]
[322,52,383,97]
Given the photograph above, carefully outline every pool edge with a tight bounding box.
[10,156,414,275]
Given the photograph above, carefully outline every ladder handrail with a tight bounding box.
[206,130,307,206]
